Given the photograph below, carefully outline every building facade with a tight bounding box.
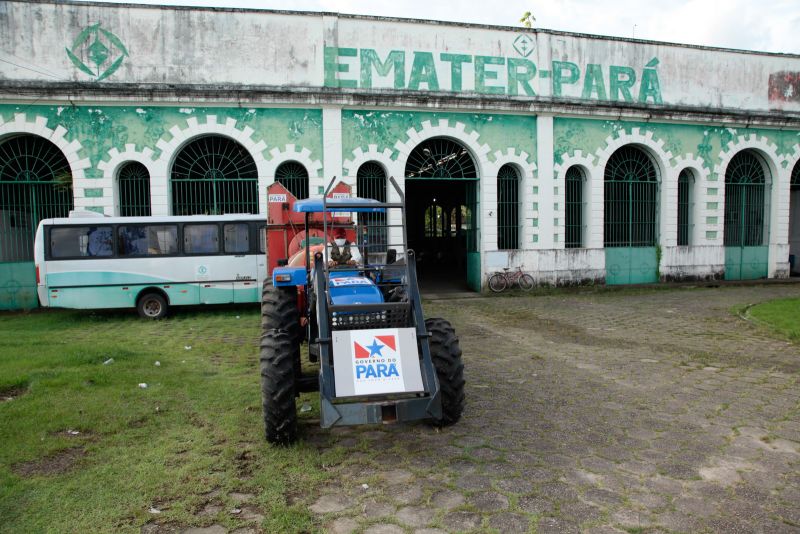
[2,0,800,308]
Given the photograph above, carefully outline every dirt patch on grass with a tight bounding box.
[1,385,27,402]
[13,447,86,477]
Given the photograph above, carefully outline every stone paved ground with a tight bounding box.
[303,285,800,534]
[181,285,800,534]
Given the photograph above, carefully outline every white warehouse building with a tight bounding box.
[1,0,800,308]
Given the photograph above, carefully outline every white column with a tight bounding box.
[322,106,343,193]
[536,116,555,248]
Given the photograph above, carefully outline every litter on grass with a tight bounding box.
[138,383,148,389]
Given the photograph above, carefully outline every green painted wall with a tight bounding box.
[554,118,800,172]
[342,110,537,165]
[0,105,323,179]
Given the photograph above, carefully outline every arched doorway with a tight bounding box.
[170,135,258,215]
[790,161,800,275]
[0,134,73,309]
[404,138,479,291]
[603,145,660,284]
[723,150,769,280]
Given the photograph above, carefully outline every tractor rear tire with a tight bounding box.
[425,318,465,427]
[260,329,298,445]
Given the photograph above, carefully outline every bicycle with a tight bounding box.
[488,267,535,293]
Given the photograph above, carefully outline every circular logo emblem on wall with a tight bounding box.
[513,34,535,58]
[66,23,128,82]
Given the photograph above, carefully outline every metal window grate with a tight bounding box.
[677,169,693,246]
[0,135,73,262]
[357,162,387,253]
[791,160,800,191]
[497,164,519,250]
[604,146,658,247]
[118,161,151,216]
[724,150,766,247]
[275,161,309,200]
[170,135,258,215]
[405,138,477,179]
[565,166,584,248]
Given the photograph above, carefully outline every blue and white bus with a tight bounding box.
[34,212,267,318]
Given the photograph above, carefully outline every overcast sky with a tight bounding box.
[80,0,799,54]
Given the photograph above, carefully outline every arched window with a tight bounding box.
[405,138,477,179]
[170,135,258,215]
[0,135,73,261]
[604,146,658,247]
[565,166,585,248]
[677,169,694,246]
[724,150,767,247]
[275,161,309,200]
[497,164,520,250]
[357,162,387,255]
[118,161,151,216]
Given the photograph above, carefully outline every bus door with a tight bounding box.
[228,222,260,303]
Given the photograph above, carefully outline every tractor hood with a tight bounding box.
[328,276,384,305]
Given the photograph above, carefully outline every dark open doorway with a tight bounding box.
[404,138,479,292]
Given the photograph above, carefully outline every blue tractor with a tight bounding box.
[260,177,465,444]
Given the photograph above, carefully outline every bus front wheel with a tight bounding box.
[137,292,168,319]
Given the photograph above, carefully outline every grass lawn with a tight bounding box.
[0,306,337,533]
[748,297,800,341]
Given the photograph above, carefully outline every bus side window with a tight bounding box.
[51,226,112,258]
[185,224,219,254]
[118,225,178,256]
[224,223,249,254]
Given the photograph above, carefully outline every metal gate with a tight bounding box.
[604,146,659,285]
[171,136,258,215]
[0,135,74,309]
[724,151,768,280]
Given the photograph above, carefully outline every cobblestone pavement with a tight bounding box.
[297,285,800,534]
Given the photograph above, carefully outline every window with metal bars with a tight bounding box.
[118,161,151,216]
[724,150,767,247]
[0,135,74,262]
[677,169,693,246]
[604,145,659,247]
[170,135,258,215]
[497,165,520,250]
[565,166,584,248]
[275,161,309,200]
[792,160,800,191]
[356,162,387,256]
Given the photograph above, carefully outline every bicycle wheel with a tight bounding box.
[488,273,507,293]
[518,273,535,291]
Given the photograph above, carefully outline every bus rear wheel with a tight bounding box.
[137,292,168,319]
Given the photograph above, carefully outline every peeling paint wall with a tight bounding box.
[2,0,800,298]
[2,1,800,113]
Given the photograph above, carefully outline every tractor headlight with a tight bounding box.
[275,274,292,282]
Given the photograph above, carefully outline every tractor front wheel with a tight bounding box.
[260,329,298,445]
[425,318,465,427]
